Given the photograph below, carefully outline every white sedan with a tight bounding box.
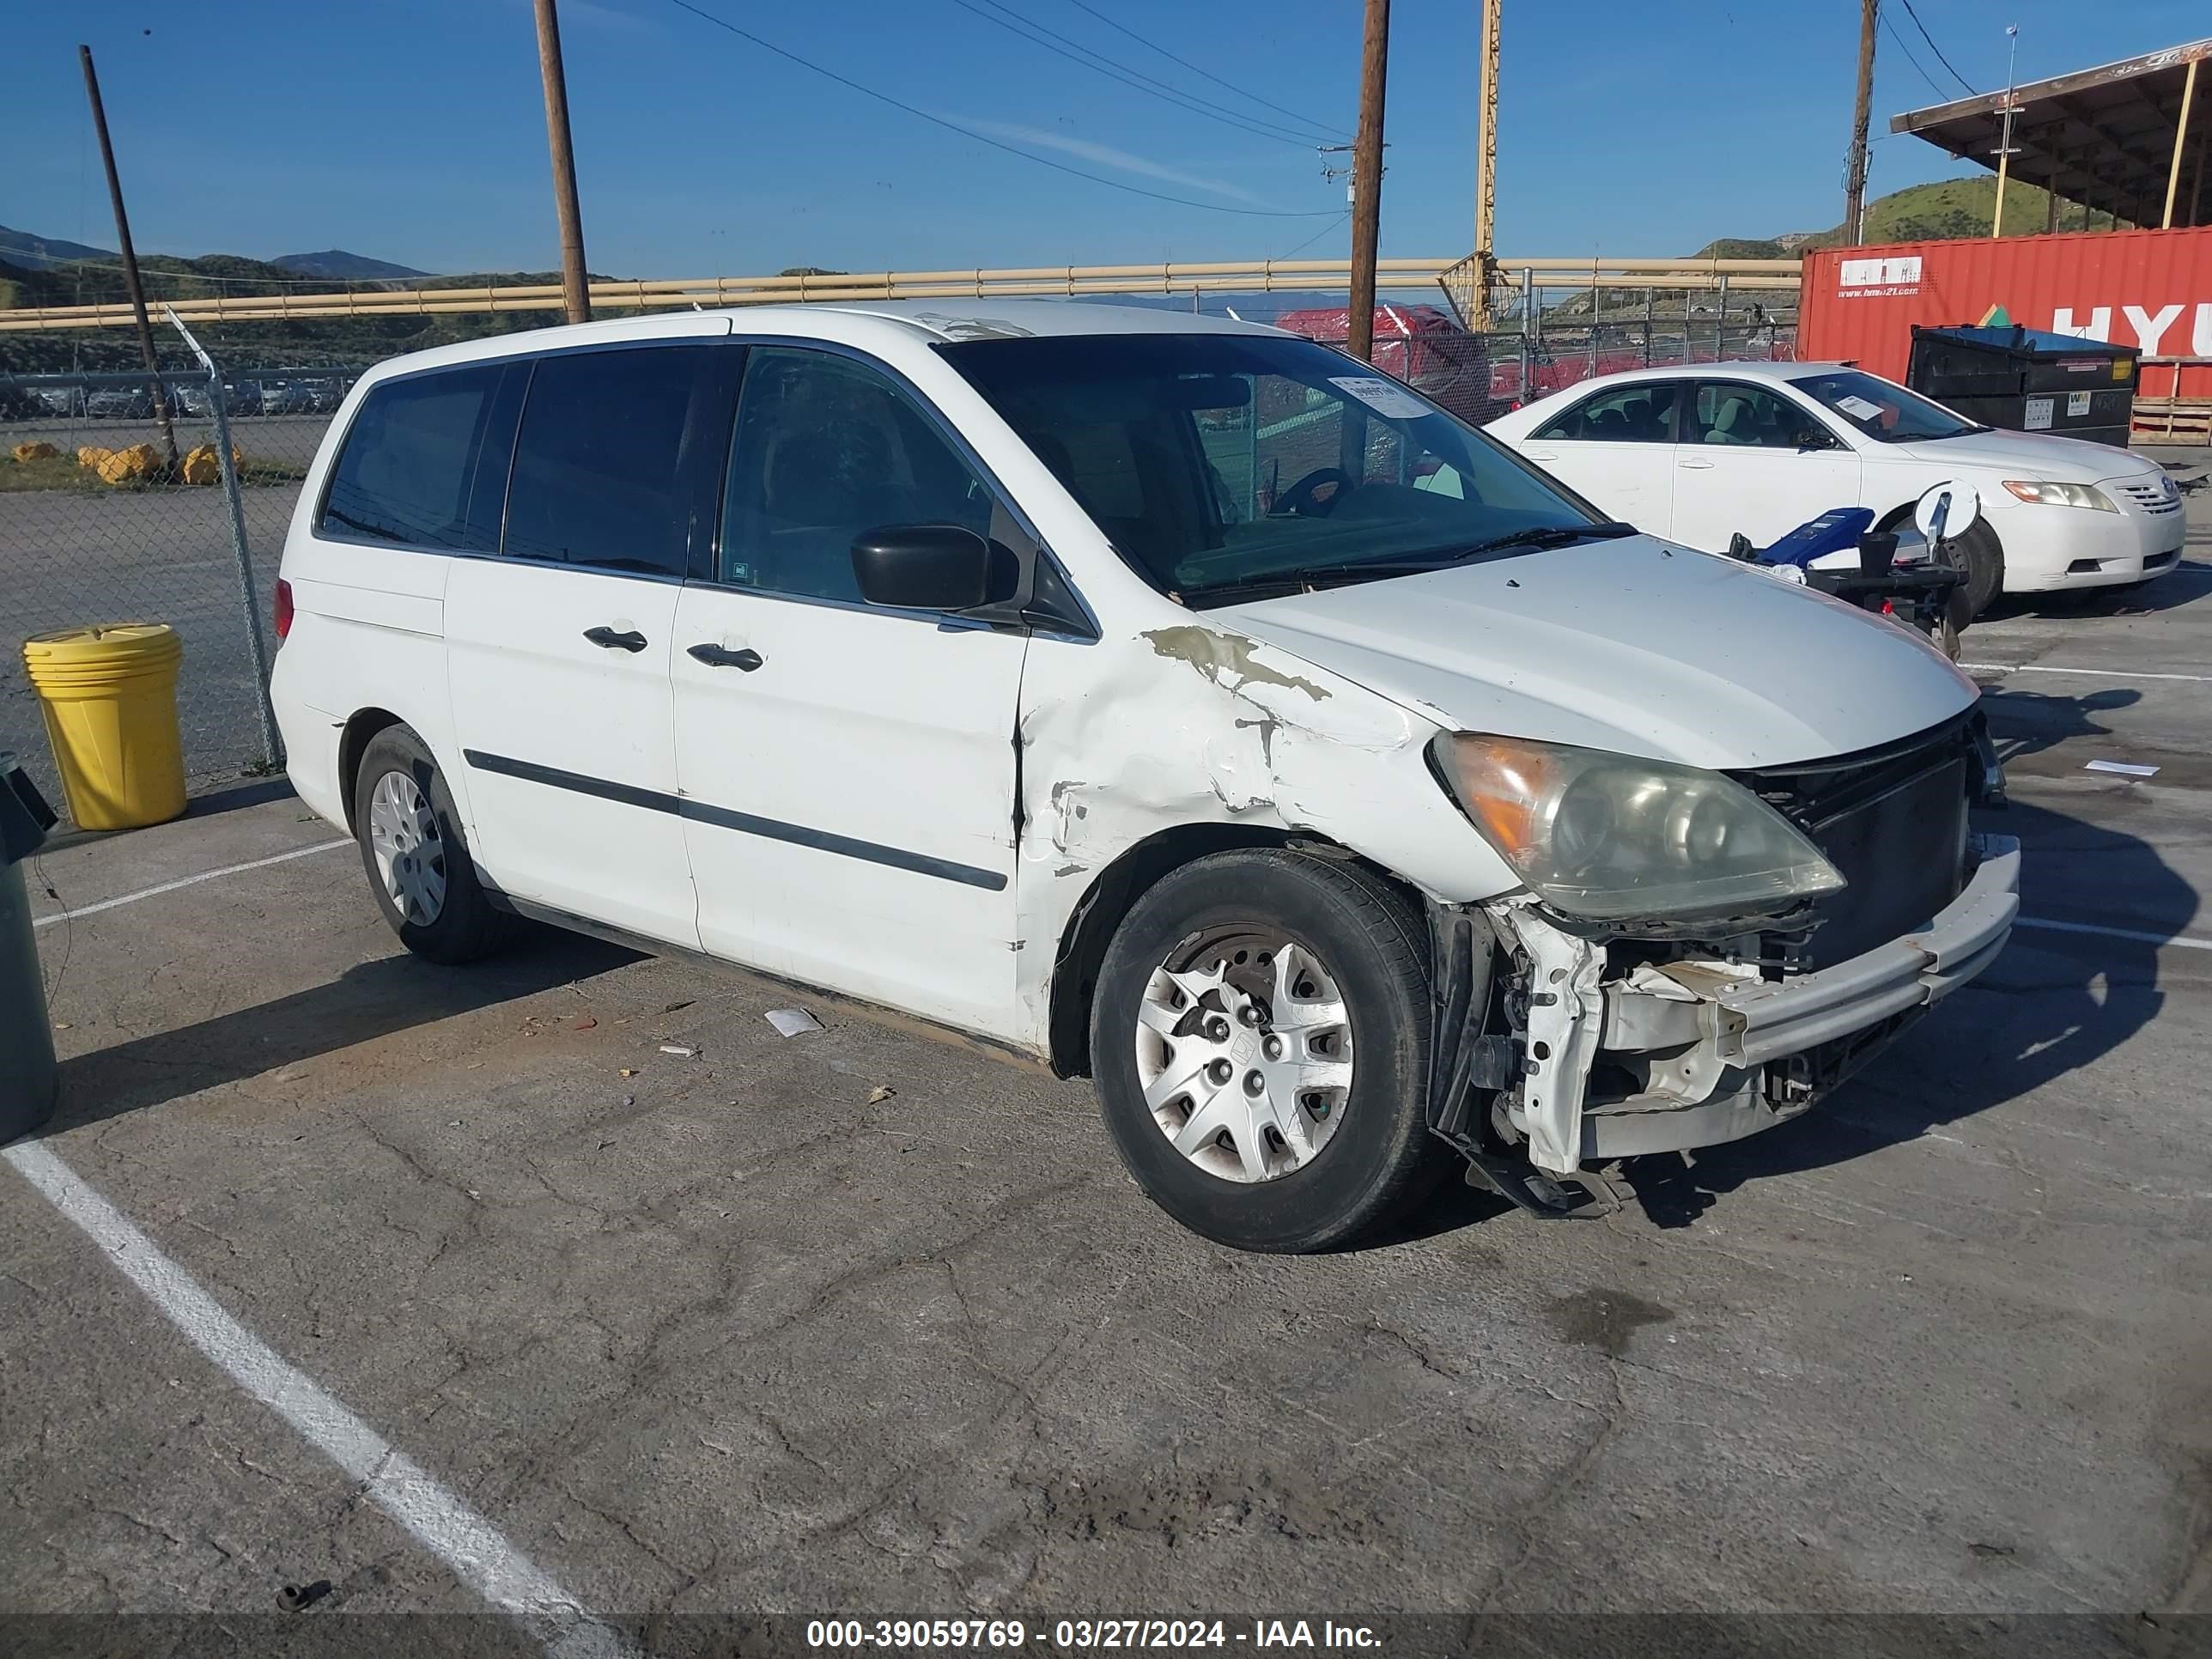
[1486,361,2186,614]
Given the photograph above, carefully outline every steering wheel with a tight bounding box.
[1273,465,1353,517]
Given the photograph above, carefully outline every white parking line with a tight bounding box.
[2015,916,2212,952]
[33,840,352,930]
[2,1142,626,1658]
[1962,662,2212,684]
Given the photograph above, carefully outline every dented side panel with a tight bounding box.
[1009,618,1522,1053]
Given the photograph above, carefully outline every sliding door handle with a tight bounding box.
[688,643,763,672]
[583,626,647,653]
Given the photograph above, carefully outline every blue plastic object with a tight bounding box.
[1753,507,1875,569]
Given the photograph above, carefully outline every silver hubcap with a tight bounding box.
[1133,932,1354,1183]
[367,769,447,926]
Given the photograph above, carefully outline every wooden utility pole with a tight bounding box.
[1346,0,1390,362]
[1469,0,1501,329]
[78,44,178,470]
[532,0,592,324]
[1843,0,1878,244]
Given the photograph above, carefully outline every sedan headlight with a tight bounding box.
[2001,479,2116,511]
[1431,733,1844,921]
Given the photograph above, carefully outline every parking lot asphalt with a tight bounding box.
[3,459,2209,1651]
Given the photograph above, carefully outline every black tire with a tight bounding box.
[351,725,514,965]
[1089,848,1447,1253]
[1954,519,2005,618]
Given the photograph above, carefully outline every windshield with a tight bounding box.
[939,332,1603,604]
[1789,368,1980,443]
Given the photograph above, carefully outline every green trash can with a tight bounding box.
[1,752,60,1139]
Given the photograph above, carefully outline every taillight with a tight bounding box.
[274,577,294,641]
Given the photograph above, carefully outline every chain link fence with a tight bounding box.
[0,327,356,821]
[1113,282,1798,423]
[0,283,1794,823]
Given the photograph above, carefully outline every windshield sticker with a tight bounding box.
[1329,376,1431,419]
[1834,395,1886,421]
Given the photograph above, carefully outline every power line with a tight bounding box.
[661,0,1340,216]
[943,0,1337,148]
[1880,12,1948,99]
[1057,0,1353,142]
[1273,211,1350,261]
[1894,0,1978,95]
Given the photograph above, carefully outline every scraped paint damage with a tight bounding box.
[1141,626,1331,702]
[1012,623,1481,1045]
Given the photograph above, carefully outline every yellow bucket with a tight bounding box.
[21,623,188,831]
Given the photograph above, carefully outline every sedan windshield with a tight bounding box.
[1789,368,1982,443]
[939,332,1607,605]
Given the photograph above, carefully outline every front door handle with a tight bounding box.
[1678,459,1715,470]
[584,626,647,653]
[688,643,763,672]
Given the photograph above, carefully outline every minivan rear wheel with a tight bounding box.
[1090,849,1445,1253]
[352,725,514,964]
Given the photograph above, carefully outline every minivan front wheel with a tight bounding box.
[352,725,513,964]
[1091,849,1443,1252]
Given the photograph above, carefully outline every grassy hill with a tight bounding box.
[1693,174,2132,260]
[1692,237,1794,260]
[273,249,431,280]
[0,223,112,270]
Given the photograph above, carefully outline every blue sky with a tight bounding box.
[11,0,2208,276]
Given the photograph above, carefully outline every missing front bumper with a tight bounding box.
[1571,834,2020,1164]
[1437,835,2021,1178]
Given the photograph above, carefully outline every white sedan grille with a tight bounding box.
[2112,476,2182,515]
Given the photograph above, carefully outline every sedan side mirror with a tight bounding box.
[851,523,996,611]
[1795,428,1840,452]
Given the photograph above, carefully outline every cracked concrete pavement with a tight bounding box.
[1,465,2209,1645]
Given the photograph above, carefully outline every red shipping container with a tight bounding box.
[1800,226,2212,410]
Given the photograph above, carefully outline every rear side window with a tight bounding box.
[1532,382,1680,443]
[503,345,725,577]
[319,364,520,550]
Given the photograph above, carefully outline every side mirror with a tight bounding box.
[1795,428,1839,452]
[850,523,996,611]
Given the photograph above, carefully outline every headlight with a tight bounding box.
[2001,479,2116,511]
[1431,733,1844,921]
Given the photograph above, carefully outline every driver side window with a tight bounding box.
[720,348,995,602]
[1688,381,1823,449]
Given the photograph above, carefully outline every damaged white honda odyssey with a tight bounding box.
[272,300,2018,1252]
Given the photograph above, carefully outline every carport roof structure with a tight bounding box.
[1891,36,2211,229]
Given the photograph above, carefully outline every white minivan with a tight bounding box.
[272,301,2019,1251]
